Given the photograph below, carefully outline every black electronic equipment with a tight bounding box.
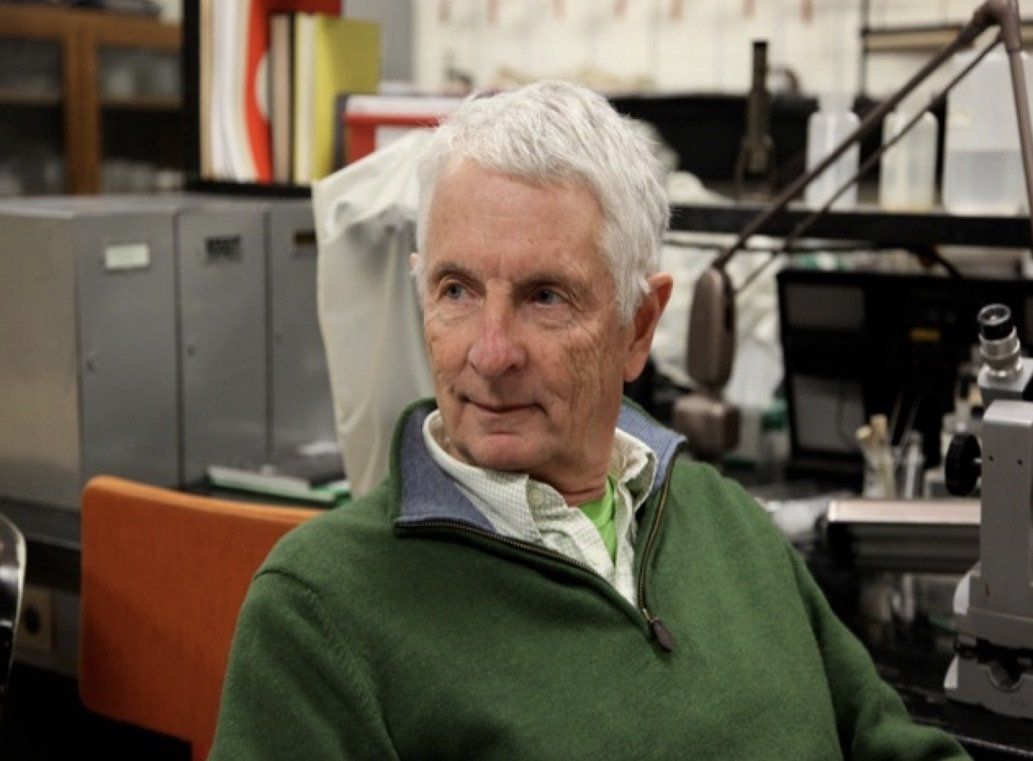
[777,268,1033,484]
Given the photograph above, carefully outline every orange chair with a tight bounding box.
[79,476,321,761]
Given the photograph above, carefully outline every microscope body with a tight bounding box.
[945,306,1033,719]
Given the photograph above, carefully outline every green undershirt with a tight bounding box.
[578,476,617,561]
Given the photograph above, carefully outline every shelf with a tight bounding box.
[0,4,180,194]
[0,89,61,107]
[186,179,312,199]
[101,96,182,112]
[669,202,1033,249]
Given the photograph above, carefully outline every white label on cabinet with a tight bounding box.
[104,242,151,271]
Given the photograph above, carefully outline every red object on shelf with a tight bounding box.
[344,112,443,164]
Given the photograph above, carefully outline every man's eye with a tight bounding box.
[443,282,466,300]
[532,288,561,306]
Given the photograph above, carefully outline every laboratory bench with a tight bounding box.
[812,559,1033,758]
[796,500,1033,759]
[877,644,1033,759]
[735,458,1033,758]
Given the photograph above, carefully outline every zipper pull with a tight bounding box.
[649,616,677,652]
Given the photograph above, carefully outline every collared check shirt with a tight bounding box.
[422,411,658,605]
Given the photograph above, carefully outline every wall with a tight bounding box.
[347,0,415,81]
[413,0,993,98]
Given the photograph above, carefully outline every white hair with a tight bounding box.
[415,80,670,324]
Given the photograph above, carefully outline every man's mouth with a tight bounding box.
[463,397,534,415]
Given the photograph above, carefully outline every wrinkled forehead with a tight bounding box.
[424,159,604,246]
[420,160,611,286]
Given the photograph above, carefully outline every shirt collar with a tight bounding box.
[394,398,685,530]
[422,410,657,518]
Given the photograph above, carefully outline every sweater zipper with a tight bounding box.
[636,454,677,652]
[397,455,679,653]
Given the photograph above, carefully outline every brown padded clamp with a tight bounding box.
[79,476,320,761]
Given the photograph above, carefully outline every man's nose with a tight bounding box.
[467,304,526,380]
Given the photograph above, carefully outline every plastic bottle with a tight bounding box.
[897,431,925,499]
[879,107,938,211]
[805,92,860,210]
[943,49,1033,215]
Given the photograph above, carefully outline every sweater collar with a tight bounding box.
[392,399,685,530]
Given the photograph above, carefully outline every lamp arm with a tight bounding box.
[997,8,1033,242]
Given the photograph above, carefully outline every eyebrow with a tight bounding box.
[428,260,587,290]
[427,261,474,284]
[425,262,483,295]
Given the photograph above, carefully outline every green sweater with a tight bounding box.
[211,400,967,760]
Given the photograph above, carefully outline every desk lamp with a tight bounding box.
[676,0,1033,460]
[678,0,1033,719]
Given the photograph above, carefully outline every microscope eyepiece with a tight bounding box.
[977,302,1024,380]
[978,304,1014,341]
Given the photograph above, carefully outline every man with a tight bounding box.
[211,81,965,759]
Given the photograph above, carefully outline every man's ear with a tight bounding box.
[623,272,674,383]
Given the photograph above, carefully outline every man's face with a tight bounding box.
[420,160,658,498]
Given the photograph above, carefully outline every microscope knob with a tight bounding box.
[945,433,981,496]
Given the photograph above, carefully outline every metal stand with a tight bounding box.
[945,305,1033,719]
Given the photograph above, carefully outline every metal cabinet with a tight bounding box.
[0,195,338,508]
[0,197,179,509]
[267,199,336,463]
[174,201,268,484]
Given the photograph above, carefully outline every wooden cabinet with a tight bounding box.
[0,3,181,195]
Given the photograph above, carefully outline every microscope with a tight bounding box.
[945,303,1033,719]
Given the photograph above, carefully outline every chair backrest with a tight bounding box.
[79,476,320,761]
[0,511,25,715]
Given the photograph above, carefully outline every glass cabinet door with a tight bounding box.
[98,45,183,193]
[0,37,67,196]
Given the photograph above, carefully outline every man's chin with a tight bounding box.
[455,437,545,474]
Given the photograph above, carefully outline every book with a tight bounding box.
[292,12,316,184]
[243,0,343,183]
[293,14,380,184]
[201,0,342,183]
[199,0,214,178]
[270,13,294,184]
[209,0,258,181]
[207,464,351,506]
[244,0,274,182]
